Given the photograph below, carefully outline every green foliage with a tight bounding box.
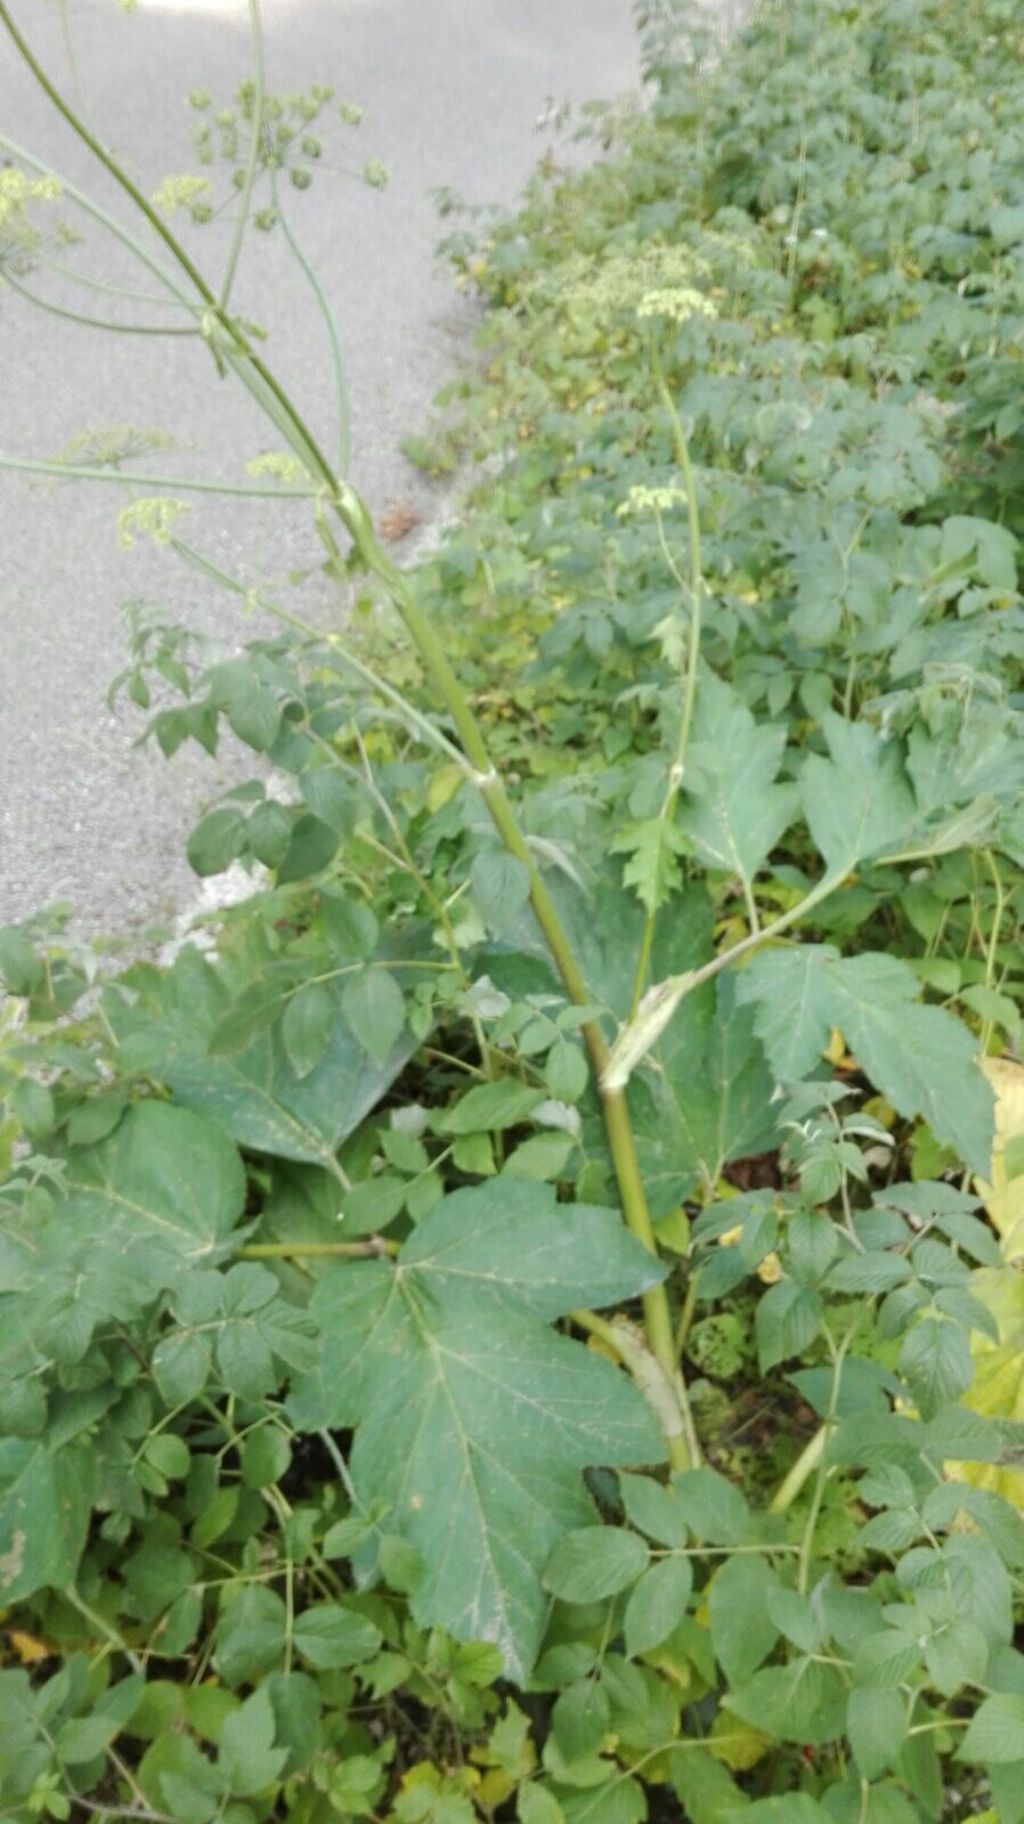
[4,0,1024,1819]
[289,1184,664,1679]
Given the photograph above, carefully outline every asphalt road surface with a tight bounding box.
[0,0,726,942]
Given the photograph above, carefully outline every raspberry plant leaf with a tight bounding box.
[0,1439,95,1604]
[288,1181,667,1678]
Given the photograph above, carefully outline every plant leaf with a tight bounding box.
[739,945,993,1174]
[680,675,798,893]
[0,1440,95,1602]
[288,1181,665,1679]
[623,1556,693,1654]
[163,986,416,1169]
[952,1266,1024,1506]
[707,1555,779,1683]
[545,1527,649,1603]
[341,968,407,1067]
[471,849,532,933]
[280,982,334,1080]
[800,715,916,879]
[959,1691,1024,1764]
[975,1057,1024,1261]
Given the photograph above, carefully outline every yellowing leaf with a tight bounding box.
[640,1644,694,1692]
[7,1629,51,1665]
[975,1057,1024,1260]
[952,1060,1024,1501]
[951,1265,1024,1505]
[477,1769,517,1810]
[653,1207,691,1255]
[756,1253,782,1286]
[401,1764,443,1796]
[861,1095,896,1131]
[428,763,466,814]
[707,1713,771,1771]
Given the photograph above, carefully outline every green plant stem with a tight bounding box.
[671,871,840,1002]
[0,4,216,305]
[0,454,317,498]
[269,1488,295,1674]
[56,0,93,135]
[603,870,841,1091]
[0,130,195,305]
[798,1450,835,1594]
[31,248,196,310]
[273,176,351,473]
[770,1308,867,1524]
[167,536,474,772]
[674,1271,699,1356]
[0,269,199,335]
[570,1308,628,1351]
[323,497,697,1461]
[596,1094,696,1469]
[219,0,265,311]
[316,1427,360,1507]
[0,0,695,1470]
[571,1310,693,1467]
[65,1588,143,1675]
[772,1319,859,1592]
[768,1423,827,1515]
[71,1803,173,1824]
[627,342,705,1021]
[314,560,696,1452]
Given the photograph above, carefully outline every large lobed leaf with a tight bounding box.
[1,1102,248,1367]
[0,1102,249,1604]
[679,674,799,897]
[800,715,917,880]
[739,944,994,1175]
[112,946,418,1171]
[61,1099,246,1264]
[493,878,780,1208]
[288,1180,666,1679]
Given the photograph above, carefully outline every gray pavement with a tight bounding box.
[1,0,642,939]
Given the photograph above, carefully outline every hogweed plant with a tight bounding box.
[3,0,1024,1820]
